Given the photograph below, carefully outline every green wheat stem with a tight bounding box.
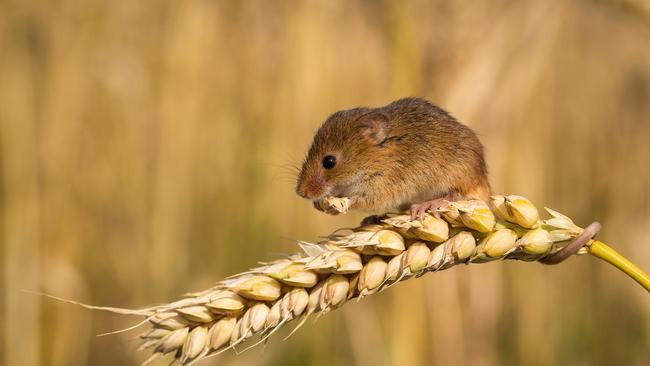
[588,240,650,292]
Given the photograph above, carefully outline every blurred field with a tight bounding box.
[2,0,650,365]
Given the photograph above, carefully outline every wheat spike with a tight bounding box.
[55,195,649,365]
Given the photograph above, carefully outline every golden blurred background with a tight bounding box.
[2,0,650,365]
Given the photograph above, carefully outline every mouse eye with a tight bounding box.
[322,155,337,169]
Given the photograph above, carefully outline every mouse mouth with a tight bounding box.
[313,185,359,207]
[328,185,346,197]
[309,174,364,203]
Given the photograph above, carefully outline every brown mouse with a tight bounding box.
[296,97,491,220]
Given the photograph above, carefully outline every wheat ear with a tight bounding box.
[55,195,650,365]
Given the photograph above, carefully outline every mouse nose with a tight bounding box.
[296,178,325,199]
[296,187,310,199]
[296,179,310,198]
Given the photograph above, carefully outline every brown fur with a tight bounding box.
[296,97,491,213]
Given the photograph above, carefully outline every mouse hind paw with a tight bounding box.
[410,198,450,221]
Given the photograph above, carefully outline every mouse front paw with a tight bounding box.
[313,196,351,215]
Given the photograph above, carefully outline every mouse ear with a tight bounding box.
[357,112,389,145]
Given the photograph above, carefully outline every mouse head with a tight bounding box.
[296,108,392,205]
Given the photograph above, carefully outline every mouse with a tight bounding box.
[296,97,491,220]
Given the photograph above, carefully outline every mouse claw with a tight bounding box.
[430,209,442,219]
[410,203,428,222]
[410,199,449,221]
[313,200,325,212]
[314,200,339,215]
[325,207,341,216]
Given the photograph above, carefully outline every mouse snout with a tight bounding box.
[296,175,327,199]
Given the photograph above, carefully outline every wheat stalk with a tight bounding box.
[54,195,650,365]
